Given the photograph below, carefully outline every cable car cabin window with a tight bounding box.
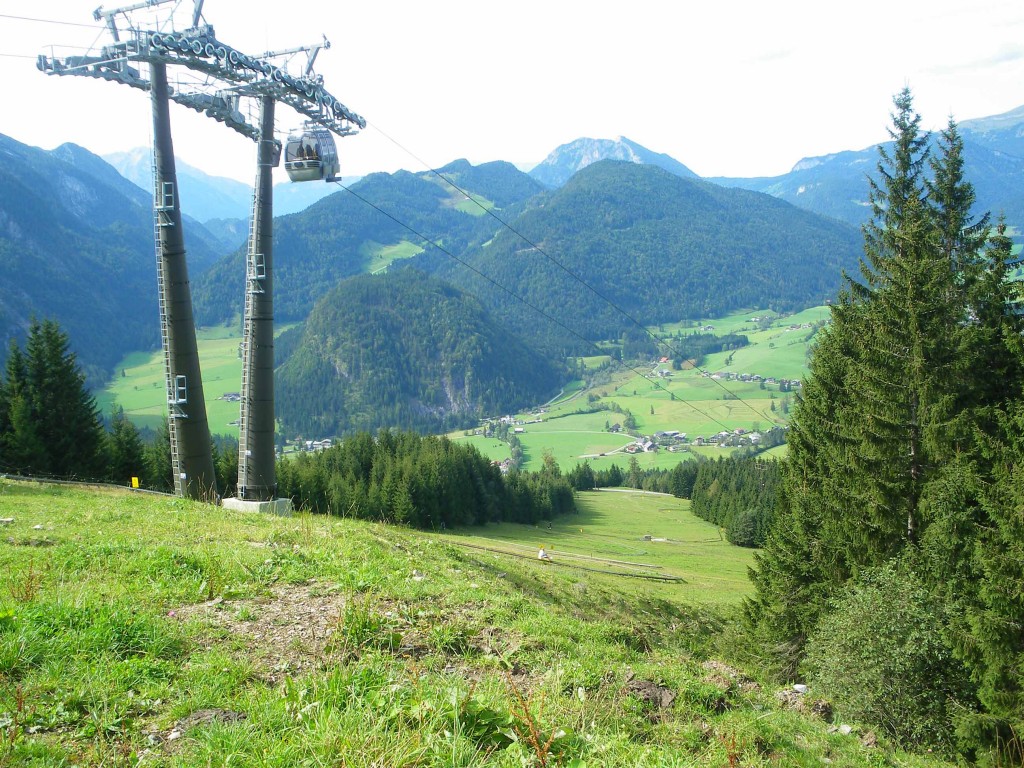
[285,139,321,163]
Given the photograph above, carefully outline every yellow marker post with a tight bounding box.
[131,477,139,489]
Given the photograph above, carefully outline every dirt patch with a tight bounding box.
[623,679,676,710]
[169,581,347,681]
[775,686,832,721]
[701,659,761,694]
[5,537,57,547]
[173,708,246,733]
[472,625,524,657]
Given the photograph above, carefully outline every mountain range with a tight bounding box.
[2,100,1022,434]
[0,135,227,382]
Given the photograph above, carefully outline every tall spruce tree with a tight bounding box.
[747,88,1022,684]
[25,319,105,479]
[105,406,146,485]
[1,322,105,479]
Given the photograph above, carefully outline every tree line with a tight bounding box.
[566,453,778,548]
[276,430,576,528]
[745,89,1024,762]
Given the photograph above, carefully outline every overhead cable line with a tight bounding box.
[332,179,741,433]
[366,121,784,426]
[0,13,103,29]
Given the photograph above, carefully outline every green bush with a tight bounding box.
[801,563,975,754]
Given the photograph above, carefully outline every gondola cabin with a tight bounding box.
[283,126,339,182]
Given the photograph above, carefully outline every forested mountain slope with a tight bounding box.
[192,160,542,326]
[276,269,562,437]
[429,160,863,353]
[0,135,223,380]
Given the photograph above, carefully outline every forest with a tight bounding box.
[276,430,577,528]
[744,89,1024,763]
[275,269,563,437]
[433,160,864,354]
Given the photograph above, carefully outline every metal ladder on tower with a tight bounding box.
[153,161,184,496]
[238,184,265,493]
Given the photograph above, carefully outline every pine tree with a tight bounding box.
[748,89,1022,678]
[105,407,146,485]
[26,319,105,478]
[1,323,104,479]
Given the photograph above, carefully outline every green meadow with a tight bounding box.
[453,192,495,216]
[368,239,425,274]
[456,307,822,471]
[0,478,953,767]
[446,489,753,607]
[96,325,275,437]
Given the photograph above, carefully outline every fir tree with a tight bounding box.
[105,407,146,485]
[749,88,1022,671]
[1,321,104,479]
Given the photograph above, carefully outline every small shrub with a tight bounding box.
[801,563,974,754]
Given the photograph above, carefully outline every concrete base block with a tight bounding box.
[221,497,293,516]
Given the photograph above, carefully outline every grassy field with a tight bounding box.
[448,490,753,607]
[96,326,293,438]
[451,307,821,471]
[0,478,953,767]
[369,240,425,274]
[453,192,495,216]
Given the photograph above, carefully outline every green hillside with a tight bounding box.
[0,478,953,767]
[192,161,543,327]
[276,270,564,438]
[0,135,225,382]
[434,160,862,354]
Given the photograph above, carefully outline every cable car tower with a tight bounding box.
[38,1,364,505]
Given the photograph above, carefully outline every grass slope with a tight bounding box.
[0,479,951,767]
[96,326,298,438]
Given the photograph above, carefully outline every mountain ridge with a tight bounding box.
[529,135,698,188]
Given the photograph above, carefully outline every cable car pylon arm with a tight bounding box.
[38,9,364,142]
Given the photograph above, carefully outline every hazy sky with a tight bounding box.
[2,1,1023,184]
